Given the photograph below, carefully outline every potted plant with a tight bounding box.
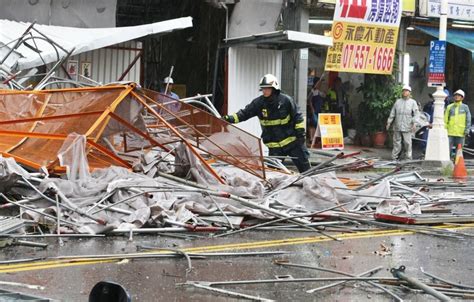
[356,74,402,148]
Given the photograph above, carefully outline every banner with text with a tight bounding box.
[325,0,403,75]
[420,0,474,22]
[319,0,414,14]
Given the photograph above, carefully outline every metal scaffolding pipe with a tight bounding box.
[391,266,452,301]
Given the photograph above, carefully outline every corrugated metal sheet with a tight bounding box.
[228,46,282,145]
[47,41,142,87]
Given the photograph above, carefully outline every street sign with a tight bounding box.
[428,40,446,87]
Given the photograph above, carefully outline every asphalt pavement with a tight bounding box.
[0,222,473,301]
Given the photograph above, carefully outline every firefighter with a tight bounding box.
[223,74,311,173]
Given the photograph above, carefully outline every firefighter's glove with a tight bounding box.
[222,115,234,123]
[296,127,305,138]
[297,136,306,145]
[296,129,306,144]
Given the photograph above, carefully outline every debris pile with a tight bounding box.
[0,84,396,240]
[1,133,474,241]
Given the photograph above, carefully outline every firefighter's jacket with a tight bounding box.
[228,93,305,149]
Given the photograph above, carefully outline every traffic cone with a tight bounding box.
[453,144,467,181]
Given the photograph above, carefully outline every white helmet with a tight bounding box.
[259,74,280,91]
[454,89,465,98]
[163,77,174,84]
[402,85,412,92]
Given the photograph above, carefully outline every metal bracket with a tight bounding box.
[390,265,406,277]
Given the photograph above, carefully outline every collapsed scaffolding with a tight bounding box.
[0,84,281,234]
[0,84,265,180]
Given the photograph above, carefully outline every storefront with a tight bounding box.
[407,23,474,108]
[306,0,416,133]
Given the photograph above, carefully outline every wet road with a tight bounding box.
[0,224,473,301]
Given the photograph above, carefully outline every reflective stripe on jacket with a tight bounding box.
[444,102,472,137]
[229,92,305,149]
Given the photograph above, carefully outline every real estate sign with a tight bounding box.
[325,0,403,75]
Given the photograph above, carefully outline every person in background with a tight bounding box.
[161,76,180,112]
[423,93,435,123]
[386,85,419,161]
[161,77,179,100]
[421,93,435,150]
[444,89,451,108]
[223,74,310,173]
[307,76,325,144]
[444,89,471,157]
[326,77,347,117]
[422,89,450,117]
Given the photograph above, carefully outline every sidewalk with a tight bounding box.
[308,143,427,162]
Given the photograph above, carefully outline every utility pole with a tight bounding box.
[425,0,450,163]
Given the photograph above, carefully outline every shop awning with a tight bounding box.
[0,17,193,70]
[416,25,474,53]
[222,30,332,49]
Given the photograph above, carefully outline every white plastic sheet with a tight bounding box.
[376,199,422,215]
[0,155,31,193]
[271,172,391,212]
[57,133,90,181]
[0,155,31,179]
